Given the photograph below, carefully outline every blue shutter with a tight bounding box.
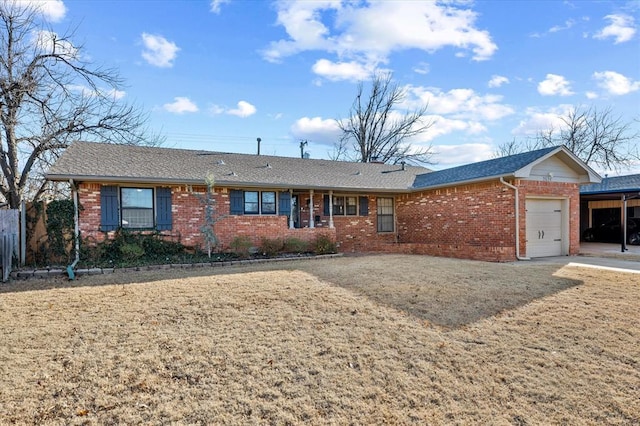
[230,190,244,215]
[100,186,119,231]
[323,194,330,216]
[279,192,291,216]
[359,196,369,216]
[156,187,172,230]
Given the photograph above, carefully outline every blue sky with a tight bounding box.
[34,0,640,174]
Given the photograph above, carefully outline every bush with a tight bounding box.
[259,237,284,257]
[119,243,145,262]
[311,234,337,255]
[229,236,253,258]
[283,237,309,254]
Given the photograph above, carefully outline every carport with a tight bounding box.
[580,174,640,250]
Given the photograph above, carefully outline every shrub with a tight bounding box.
[259,237,284,257]
[119,243,145,262]
[229,236,253,258]
[311,234,337,255]
[283,237,309,254]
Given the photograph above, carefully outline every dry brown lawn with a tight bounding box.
[0,254,638,424]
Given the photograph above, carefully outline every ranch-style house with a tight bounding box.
[46,141,600,262]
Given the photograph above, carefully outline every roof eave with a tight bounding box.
[411,173,516,191]
[46,174,413,194]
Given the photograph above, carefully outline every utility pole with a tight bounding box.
[256,137,261,155]
[299,140,308,159]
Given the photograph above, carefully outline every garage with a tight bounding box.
[525,198,566,258]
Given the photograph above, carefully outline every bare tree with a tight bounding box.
[495,106,638,171]
[0,2,161,209]
[335,73,433,164]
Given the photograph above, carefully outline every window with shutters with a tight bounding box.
[100,186,172,231]
[121,188,154,228]
[324,195,368,216]
[377,197,394,232]
[261,192,276,214]
[232,190,281,215]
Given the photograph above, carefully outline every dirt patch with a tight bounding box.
[0,255,638,424]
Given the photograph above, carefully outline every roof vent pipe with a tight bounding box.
[401,161,406,171]
[257,137,261,155]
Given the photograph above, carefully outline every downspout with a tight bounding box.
[500,177,529,261]
[67,179,80,279]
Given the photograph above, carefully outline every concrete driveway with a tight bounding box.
[526,242,640,273]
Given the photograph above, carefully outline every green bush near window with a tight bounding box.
[229,236,253,258]
[119,243,145,262]
[311,234,337,255]
[259,237,284,257]
[283,237,309,254]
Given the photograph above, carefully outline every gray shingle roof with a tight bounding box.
[412,146,560,189]
[580,174,640,194]
[46,141,430,192]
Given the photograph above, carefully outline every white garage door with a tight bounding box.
[526,199,563,258]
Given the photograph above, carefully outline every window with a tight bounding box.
[244,191,259,214]
[121,188,154,228]
[242,190,277,214]
[324,195,369,217]
[333,196,357,216]
[100,186,171,232]
[262,192,276,214]
[377,197,394,232]
[346,196,357,215]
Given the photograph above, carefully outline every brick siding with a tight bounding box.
[77,178,580,262]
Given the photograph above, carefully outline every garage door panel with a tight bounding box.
[526,199,563,258]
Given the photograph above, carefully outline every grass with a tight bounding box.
[0,254,638,424]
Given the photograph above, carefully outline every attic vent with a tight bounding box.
[265,163,272,169]
[228,171,237,176]
[354,171,362,176]
[216,159,225,165]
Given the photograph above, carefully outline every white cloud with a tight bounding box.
[585,91,598,100]
[431,143,494,167]
[537,74,574,96]
[549,19,576,33]
[210,0,230,14]
[210,101,257,117]
[68,84,126,100]
[163,97,199,114]
[512,105,574,136]
[228,101,257,117]
[594,14,636,44]
[263,1,497,79]
[34,30,77,59]
[592,71,640,96]
[16,0,66,22]
[406,86,514,121]
[413,62,430,75]
[488,75,509,88]
[141,33,180,68]
[311,59,374,81]
[290,117,341,146]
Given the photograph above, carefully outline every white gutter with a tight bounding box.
[500,177,529,261]
[67,179,81,279]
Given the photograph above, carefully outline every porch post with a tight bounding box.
[328,190,334,228]
[289,189,294,229]
[309,189,315,228]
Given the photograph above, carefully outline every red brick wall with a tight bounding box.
[77,183,334,250]
[393,181,517,261]
[77,179,580,261]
